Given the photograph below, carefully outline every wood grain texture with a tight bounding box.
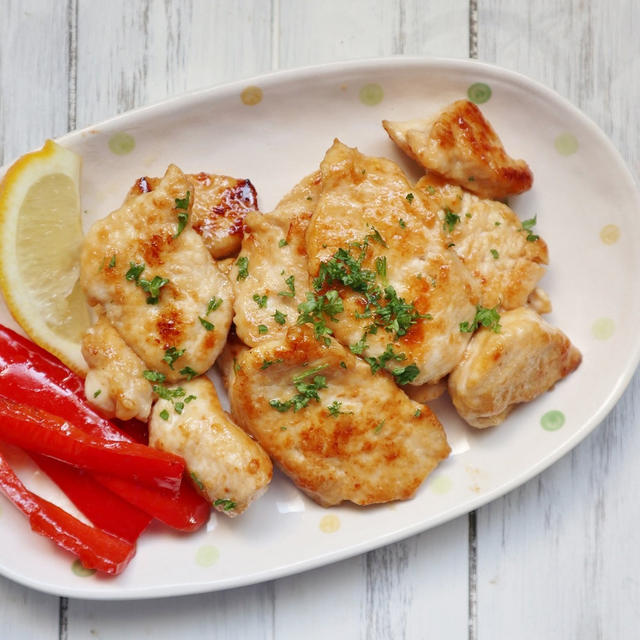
[476,1,640,638]
[0,0,70,633]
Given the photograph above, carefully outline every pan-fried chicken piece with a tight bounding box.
[232,171,322,346]
[527,287,552,314]
[228,325,450,507]
[448,307,581,428]
[149,376,272,517]
[383,99,533,200]
[127,172,258,259]
[82,310,153,421]
[305,140,478,386]
[415,176,548,310]
[81,164,233,382]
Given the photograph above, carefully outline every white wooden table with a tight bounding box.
[1,1,638,638]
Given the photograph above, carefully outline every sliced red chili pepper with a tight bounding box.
[0,451,135,575]
[0,395,184,491]
[97,473,210,532]
[32,454,152,543]
[0,323,209,529]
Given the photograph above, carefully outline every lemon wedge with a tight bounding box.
[0,139,90,374]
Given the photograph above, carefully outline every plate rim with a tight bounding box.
[1,54,639,600]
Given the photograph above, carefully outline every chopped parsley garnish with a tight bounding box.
[93,389,102,398]
[206,297,223,314]
[327,401,343,417]
[374,419,385,434]
[273,310,287,325]
[253,294,268,308]
[190,471,205,492]
[367,225,388,248]
[376,286,428,338]
[392,363,420,385]
[521,215,539,242]
[296,289,343,345]
[490,248,499,259]
[179,366,198,380]
[143,370,166,382]
[350,334,368,355]
[375,256,387,283]
[185,395,196,404]
[398,219,406,228]
[278,238,288,247]
[339,361,347,369]
[414,408,422,417]
[460,305,502,334]
[159,409,170,421]
[494,221,501,226]
[153,384,186,401]
[261,358,283,370]
[278,274,296,298]
[443,208,461,233]
[233,358,241,373]
[269,364,329,413]
[258,324,268,334]
[199,316,215,331]
[364,343,406,375]
[173,191,190,238]
[162,346,185,370]
[174,401,185,414]
[465,213,472,218]
[138,275,169,304]
[425,185,436,195]
[406,193,414,203]
[108,255,116,268]
[236,256,249,280]
[125,262,145,281]
[214,498,237,511]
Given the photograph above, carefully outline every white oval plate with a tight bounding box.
[1,57,639,600]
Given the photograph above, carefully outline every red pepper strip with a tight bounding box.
[0,452,135,575]
[0,396,184,491]
[97,474,211,532]
[32,454,152,543]
[0,324,209,529]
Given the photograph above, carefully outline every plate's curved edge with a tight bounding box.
[1,55,640,600]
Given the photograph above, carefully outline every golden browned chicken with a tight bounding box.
[415,176,549,310]
[232,171,322,346]
[305,140,479,386]
[127,171,258,259]
[82,310,153,421]
[448,307,582,427]
[228,325,450,507]
[80,164,233,382]
[149,376,272,517]
[383,99,533,200]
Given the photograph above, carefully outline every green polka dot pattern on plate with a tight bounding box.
[195,545,220,567]
[467,82,491,104]
[359,83,384,106]
[430,475,453,495]
[108,132,135,155]
[541,410,565,431]
[554,132,578,155]
[71,559,96,577]
[591,317,615,340]
[241,86,263,106]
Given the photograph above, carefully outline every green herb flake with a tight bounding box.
[236,256,249,280]
[125,262,145,282]
[392,364,420,385]
[460,305,502,334]
[375,256,387,283]
[206,297,223,314]
[278,275,296,298]
[426,185,436,195]
[521,215,539,241]
[261,358,283,370]
[179,366,198,380]
[278,238,288,247]
[159,409,170,421]
[443,208,461,233]
[108,255,116,268]
[494,221,501,226]
[138,274,170,304]
[162,346,185,370]
[190,471,205,492]
[465,213,472,219]
[258,324,268,335]
[339,361,347,369]
[173,191,190,238]
[374,419,385,434]
[174,401,185,414]
[143,370,166,382]
[398,218,406,228]
[327,400,352,417]
[93,389,102,399]
[214,498,237,511]
[273,309,287,325]
[414,409,422,417]
[184,394,197,404]
[367,225,388,248]
[253,294,268,309]
[490,248,499,259]
[198,316,215,331]
[233,358,241,373]
[406,193,414,203]
[296,289,343,345]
